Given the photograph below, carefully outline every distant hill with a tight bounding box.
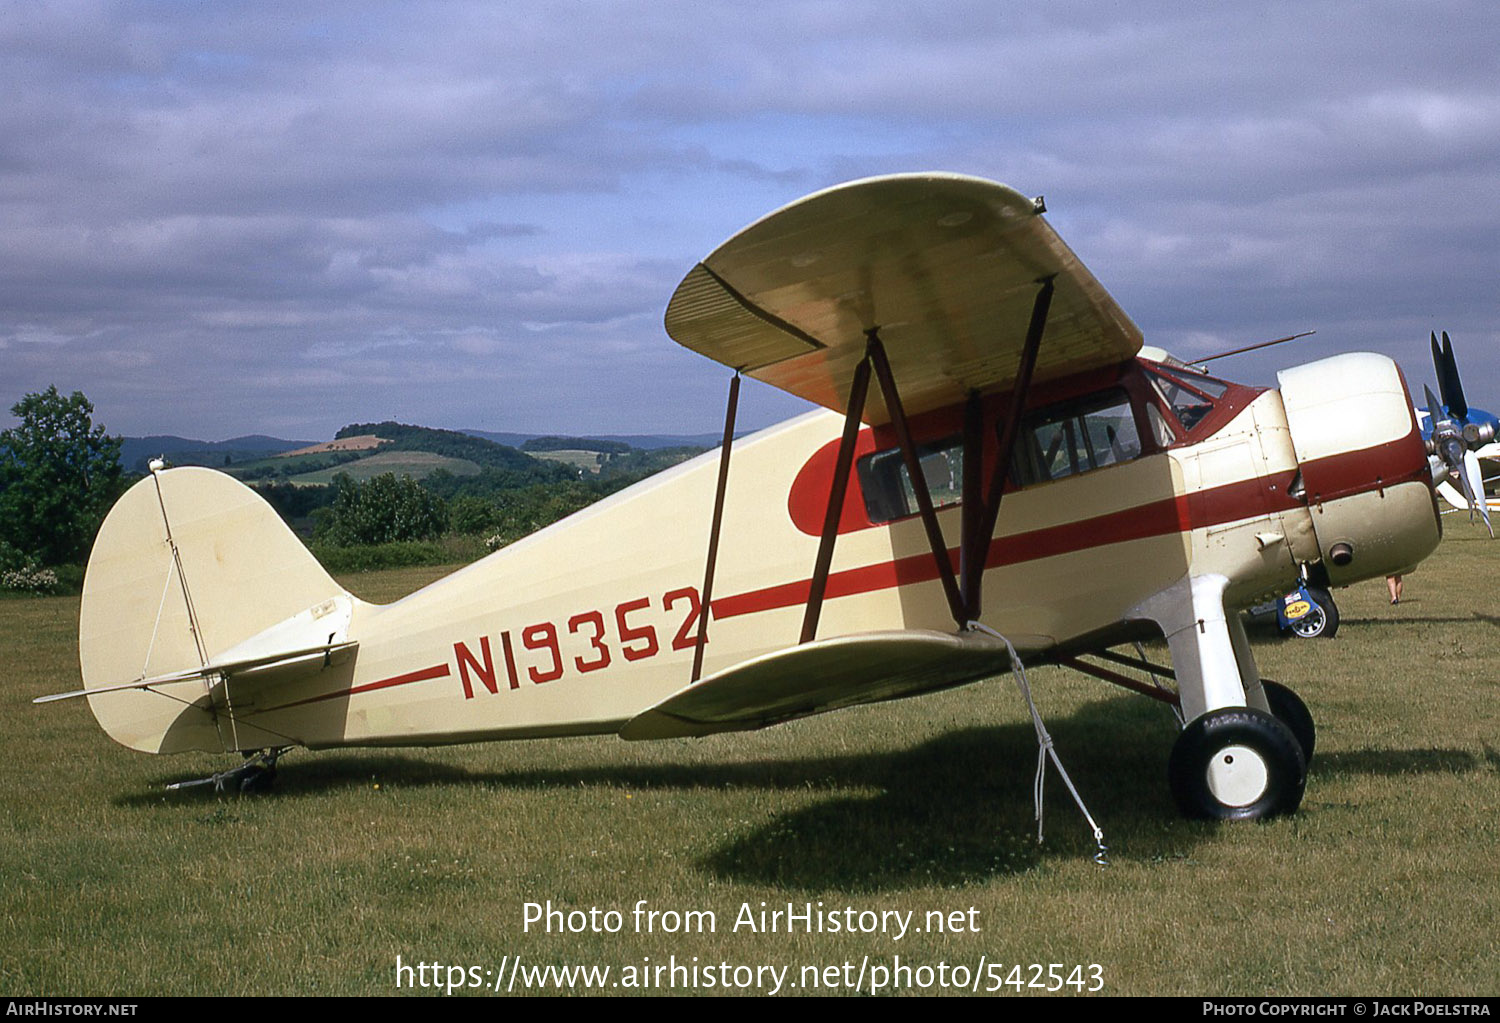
[335,421,549,472]
[277,435,390,458]
[463,429,723,450]
[286,449,484,485]
[119,434,315,474]
[119,424,718,480]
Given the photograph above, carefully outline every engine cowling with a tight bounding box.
[1276,353,1441,585]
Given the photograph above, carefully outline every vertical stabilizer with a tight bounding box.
[79,467,352,753]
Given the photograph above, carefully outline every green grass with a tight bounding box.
[3,525,1498,996]
[288,450,482,485]
[530,449,604,474]
[308,534,491,574]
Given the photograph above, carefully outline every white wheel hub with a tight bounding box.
[1206,744,1270,807]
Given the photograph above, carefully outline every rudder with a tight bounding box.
[79,467,353,753]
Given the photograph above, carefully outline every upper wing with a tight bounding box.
[665,173,1142,423]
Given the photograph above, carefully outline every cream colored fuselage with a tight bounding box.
[215,356,1436,753]
[78,353,1440,757]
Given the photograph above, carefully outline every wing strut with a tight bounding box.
[798,276,1055,642]
[692,373,740,682]
[965,276,1053,620]
[867,330,965,624]
[800,353,873,644]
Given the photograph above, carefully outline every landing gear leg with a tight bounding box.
[1133,575,1307,819]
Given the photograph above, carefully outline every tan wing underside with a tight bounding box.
[665,173,1142,424]
[620,630,1010,740]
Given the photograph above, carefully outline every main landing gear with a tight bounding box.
[1288,586,1339,639]
[1064,649,1319,821]
[1168,706,1306,820]
[1124,574,1320,820]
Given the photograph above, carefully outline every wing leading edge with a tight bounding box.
[665,173,1142,424]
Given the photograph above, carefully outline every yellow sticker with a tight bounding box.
[1284,600,1311,620]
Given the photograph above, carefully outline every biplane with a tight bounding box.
[43,173,1466,823]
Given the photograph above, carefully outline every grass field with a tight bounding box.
[2,525,1497,996]
[530,449,604,474]
[287,449,482,485]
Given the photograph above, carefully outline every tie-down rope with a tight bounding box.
[967,622,1109,867]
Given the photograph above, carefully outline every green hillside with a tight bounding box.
[336,421,553,473]
[287,450,483,485]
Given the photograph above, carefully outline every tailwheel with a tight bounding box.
[1260,679,1315,763]
[1169,708,1306,820]
[237,764,277,794]
[165,747,289,795]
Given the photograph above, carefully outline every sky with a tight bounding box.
[2,1,1498,441]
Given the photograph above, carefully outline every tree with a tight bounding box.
[0,387,124,566]
[315,472,447,546]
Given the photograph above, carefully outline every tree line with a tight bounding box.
[1,388,705,594]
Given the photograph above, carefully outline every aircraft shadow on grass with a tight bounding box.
[117,694,1491,893]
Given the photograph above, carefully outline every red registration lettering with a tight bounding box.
[664,586,705,652]
[522,623,563,683]
[614,598,659,662]
[567,610,612,673]
[454,637,498,699]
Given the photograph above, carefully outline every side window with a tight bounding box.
[1147,368,1228,434]
[857,437,964,525]
[1145,403,1176,447]
[1014,390,1143,486]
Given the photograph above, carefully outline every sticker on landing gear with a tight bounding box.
[1282,599,1311,620]
[1277,584,1318,628]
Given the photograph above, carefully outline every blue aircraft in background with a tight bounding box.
[1256,330,1496,639]
[1419,331,1499,536]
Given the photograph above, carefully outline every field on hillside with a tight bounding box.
[530,449,604,473]
[2,525,1497,997]
[285,449,482,484]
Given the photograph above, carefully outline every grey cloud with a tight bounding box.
[2,1,1498,438]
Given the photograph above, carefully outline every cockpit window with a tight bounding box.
[856,437,964,524]
[1014,389,1142,486]
[1145,365,1229,434]
[857,384,1158,522]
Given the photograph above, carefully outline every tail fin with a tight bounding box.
[78,467,354,754]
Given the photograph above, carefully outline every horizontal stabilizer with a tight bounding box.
[621,629,1009,740]
[34,641,358,704]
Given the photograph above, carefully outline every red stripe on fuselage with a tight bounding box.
[713,493,1196,620]
[713,439,1422,621]
[273,663,453,709]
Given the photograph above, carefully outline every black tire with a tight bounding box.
[1260,679,1315,763]
[1168,707,1306,820]
[1305,586,1339,638]
[238,765,276,795]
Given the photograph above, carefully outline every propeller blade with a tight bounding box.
[1424,383,1447,427]
[1441,331,1469,420]
[1431,332,1445,406]
[1465,449,1494,537]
